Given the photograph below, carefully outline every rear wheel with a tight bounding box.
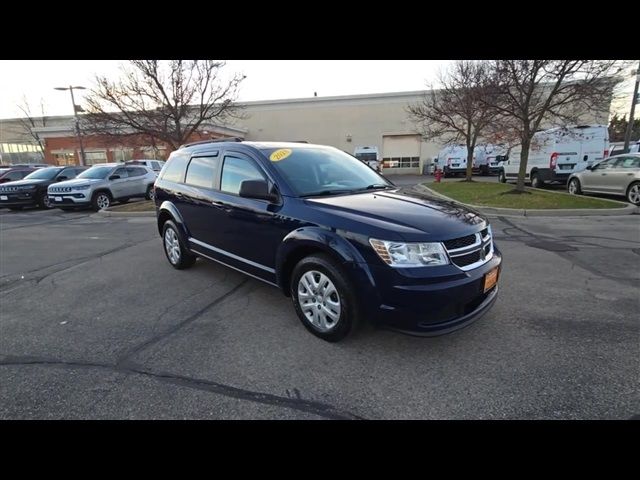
[530,172,544,189]
[627,182,640,205]
[568,178,582,195]
[145,184,155,200]
[290,254,359,342]
[162,220,196,269]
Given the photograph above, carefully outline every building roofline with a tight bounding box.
[236,90,430,106]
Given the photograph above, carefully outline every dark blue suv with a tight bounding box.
[154,140,502,342]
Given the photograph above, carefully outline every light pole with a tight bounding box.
[55,85,87,166]
[623,61,640,154]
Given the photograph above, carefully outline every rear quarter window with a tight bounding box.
[159,155,189,183]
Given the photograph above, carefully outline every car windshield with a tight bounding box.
[24,167,62,180]
[77,166,113,179]
[262,146,392,197]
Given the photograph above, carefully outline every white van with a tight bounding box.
[608,141,640,157]
[499,125,609,188]
[434,144,474,177]
[474,144,509,176]
[353,146,381,171]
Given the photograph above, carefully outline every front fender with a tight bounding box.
[275,227,379,306]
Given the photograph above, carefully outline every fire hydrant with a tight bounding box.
[434,168,443,183]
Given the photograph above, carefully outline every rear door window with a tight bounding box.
[160,155,189,183]
[185,156,220,189]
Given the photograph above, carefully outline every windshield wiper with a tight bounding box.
[355,183,393,192]
[300,189,355,198]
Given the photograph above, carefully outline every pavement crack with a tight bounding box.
[115,278,250,366]
[0,354,363,420]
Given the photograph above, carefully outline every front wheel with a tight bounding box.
[39,192,53,209]
[568,178,582,195]
[498,170,507,183]
[145,184,155,201]
[290,254,359,342]
[92,191,111,211]
[627,181,640,205]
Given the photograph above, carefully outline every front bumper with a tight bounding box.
[48,193,91,207]
[0,192,38,207]
[362,249,502,336]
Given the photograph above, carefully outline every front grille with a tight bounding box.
[451,250,481,267]
[0,186,20,193]
[443,227,494,271]
[50,186,73,193]
[443,234,476,250]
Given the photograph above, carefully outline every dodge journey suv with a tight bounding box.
[154,140,502,341]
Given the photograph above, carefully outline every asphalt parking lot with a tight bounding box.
[0,202,638,419]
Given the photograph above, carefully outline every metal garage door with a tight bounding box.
[382,135,421,174]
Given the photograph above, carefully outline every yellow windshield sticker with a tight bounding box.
[270,149,292,162]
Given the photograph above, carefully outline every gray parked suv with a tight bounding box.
[48,163,157,211]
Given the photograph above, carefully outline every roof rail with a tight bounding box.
[179,137,244,149]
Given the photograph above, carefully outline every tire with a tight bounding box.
[568,178,582,195]
[498,170,507,183]
[290,254,359,342]
[162,220,196,270]
[8,206,23,211]
[145,184,155,201]
[626,181,640,205]
[38,192,53,209]
[481,165,489,176]
[91,191,111,211]
[530,172,544,189]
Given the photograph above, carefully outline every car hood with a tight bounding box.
[51,178,103,188]
[304,187,487,242]
[0,178,50,188]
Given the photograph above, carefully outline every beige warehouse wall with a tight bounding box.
[240,93,441,171]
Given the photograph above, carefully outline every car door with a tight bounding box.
[125,166,148,196]
[585,158,617,192]
[190,150,284,283]
[611,156,640,194]
[178,152,221,243]
[109,167,129,198]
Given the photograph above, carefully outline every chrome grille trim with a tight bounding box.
[444,227,493,271]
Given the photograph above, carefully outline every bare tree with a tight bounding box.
[484,60,624,192]
[81,60,246,150]
[408,60,495,181]
[16,96,47,159]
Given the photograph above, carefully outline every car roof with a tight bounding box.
[181,140,331,155]
[609,153,640,158]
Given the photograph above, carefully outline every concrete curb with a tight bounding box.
[95,209,156,218]
[414,184,639,217]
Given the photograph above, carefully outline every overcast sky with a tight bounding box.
[0,60,451,119]
[0,60,634,120]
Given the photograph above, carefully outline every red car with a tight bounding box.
[0,167,37,183]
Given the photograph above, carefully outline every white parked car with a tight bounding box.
[567,153,640,205]
[125,159,165,173]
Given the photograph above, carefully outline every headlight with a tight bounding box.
[369,238,449,267]
[22,185,37,191]
[73,185,91,190]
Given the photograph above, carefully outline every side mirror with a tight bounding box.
[239,179,276,202]
[109,175,121,180]
[586,165,593,171]
[57,175,68,181]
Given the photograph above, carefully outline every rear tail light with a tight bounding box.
[604,149,609,158]
[447,157,452,165]
[550,152,558,170]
